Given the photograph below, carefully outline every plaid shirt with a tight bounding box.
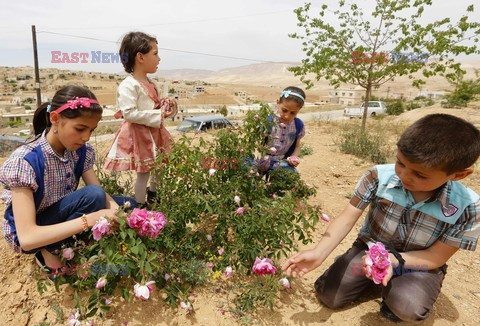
[350,164,480,251]
[266,116,305,161]
[0,132,95,252]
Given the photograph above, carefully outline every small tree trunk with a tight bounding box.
[361,83,372,132]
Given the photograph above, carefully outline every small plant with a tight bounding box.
[338,124,390,164]
[52,300,64,323]
[385,99,404,116]
[299,144,313,157]
[234,276,280,315]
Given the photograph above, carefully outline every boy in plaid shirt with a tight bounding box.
[282,114,480,322]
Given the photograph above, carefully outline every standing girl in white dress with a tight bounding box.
[104,32,177,205]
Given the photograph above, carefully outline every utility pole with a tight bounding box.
[32,25,41,108]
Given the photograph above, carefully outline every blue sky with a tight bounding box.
[0,0,478,74]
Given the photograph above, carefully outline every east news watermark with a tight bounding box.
[51,51,128,64]
[351,51,430,64]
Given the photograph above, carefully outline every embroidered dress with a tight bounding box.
[104,76,176,172]
[266,116,305,161]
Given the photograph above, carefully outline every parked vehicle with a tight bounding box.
[343,101,387,118]
[176,115,233,133]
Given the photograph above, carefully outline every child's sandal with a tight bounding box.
[34,251,58,282]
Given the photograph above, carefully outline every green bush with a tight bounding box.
[299,144,313,157]
[385,100,404,116]
[405,101,421,111]
[38,104,321,322]
[338,125,390,164]
[6,120,23,128]
[443,74,480,108]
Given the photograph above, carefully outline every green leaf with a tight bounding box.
[131,246,139,255]
[85,307,98,318]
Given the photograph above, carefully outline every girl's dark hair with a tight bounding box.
[119,31,157,73]
[32,85,103,136]
[279,86,306,107]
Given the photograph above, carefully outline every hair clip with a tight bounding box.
[280,90,305,102]
[56,97,100,114]
[46,104,52,113]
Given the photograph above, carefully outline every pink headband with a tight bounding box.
[54,97,100,114]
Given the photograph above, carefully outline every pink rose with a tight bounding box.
[164,273,171,281]
[218,247,224,256]
[364,242,391,284]
[92,216,111,241]
[321,213,330,222]
[62,247,74,260]
[96,277,107,289]
[236,207,244,215]
[234,195,241,205]
[128,209,167,239]
[134,281,155,300]
[127,208,148,229]
[254,114,259,120]
[69,310,81,326]
[225,266,233,277]
[252,257,277,275]
[180,301,192,314]
[279,277,290,289]
[206,234,213,241]
[206,262,213,269]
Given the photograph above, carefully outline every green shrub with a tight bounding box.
[385,100,404,115]
[38,103,321,322]
[406,101,421,111]
[299,144,313,157]
[338,125,390,164]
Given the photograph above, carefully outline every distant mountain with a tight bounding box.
[157,62,308,85]
[157,69,214,80]
[156,59,480,89]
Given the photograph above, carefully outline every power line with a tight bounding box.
[37,30,274,63]
[38,10,291,30]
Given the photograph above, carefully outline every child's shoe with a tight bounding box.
[146,188,157,204]
[34,251,58,282]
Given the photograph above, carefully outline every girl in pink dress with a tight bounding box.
[104,32,177,205]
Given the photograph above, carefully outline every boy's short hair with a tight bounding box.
[397,114,480,174]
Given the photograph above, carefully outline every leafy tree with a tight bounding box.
[442,70,480,107]
[290,0,480,131]
[219,105,228,116]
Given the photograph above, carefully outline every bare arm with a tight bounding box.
[12,189,115,251]
[399,240,458,269]
[82,169,119,210]
[287,139,302,167]
[292,138,301,157]
[282,203,365,277]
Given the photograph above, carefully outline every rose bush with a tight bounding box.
[37,103,323,322]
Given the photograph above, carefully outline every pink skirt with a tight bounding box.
[104,121,172,173]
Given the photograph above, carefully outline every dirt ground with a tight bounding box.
[0,107,479,325]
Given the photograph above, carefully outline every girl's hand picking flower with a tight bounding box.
[287,156,300,167]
